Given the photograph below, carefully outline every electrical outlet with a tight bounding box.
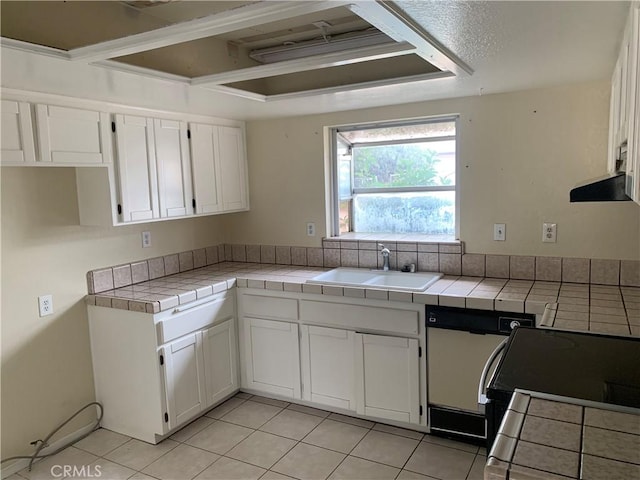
[38,295,53,317]
[543,223,557,243]
[142,231,152,248]
[494,223,506,241]
[306,222,316,237]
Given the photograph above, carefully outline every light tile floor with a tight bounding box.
[13,394,486,480]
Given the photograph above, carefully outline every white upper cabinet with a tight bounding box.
[115,115,196,223]
[36,104,112,164]
[1,92,248,223]
[189,123,223,214]
[608,4,640,205]
[218,126,249,212]
[114,114,159,222]
[627,5,640,203]
[153,119,193,218]
[190,123,249,215]
[1,100,36,164]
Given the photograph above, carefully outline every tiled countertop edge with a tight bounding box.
[85,263,640,337]
[486,390,640,480]
[85,267,551,316]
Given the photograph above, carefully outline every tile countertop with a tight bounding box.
[85,262,640,337]
[485,390,640,480]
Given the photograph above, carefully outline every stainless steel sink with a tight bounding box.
[306,268,443,292]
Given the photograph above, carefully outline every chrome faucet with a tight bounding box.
[379,243,391,271]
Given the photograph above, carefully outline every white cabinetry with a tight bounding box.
[243,318,301,398]
[627,5,640,202]
[202,320,239,406]
[1,100,36,164]
[114,114,193,223]
[190,123,249,214]
[238,290,425,427]
[609,3,640,203]
[300,325,356,410]
[1,92,249,223]
[155,119,193,218]
[162,332,206,427]
[88,292,238,443]
[218,126,249,211]
[36,104,112,164]
[114,115,158,222]
[355,333,420,424]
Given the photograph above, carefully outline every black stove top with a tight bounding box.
[487,327,640,408]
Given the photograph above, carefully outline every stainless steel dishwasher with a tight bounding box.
[426,306,535,443]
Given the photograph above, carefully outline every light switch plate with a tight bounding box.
[543,223,557,243]
[494,223,506,241]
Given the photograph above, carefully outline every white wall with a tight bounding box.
[0,167,225,461]
[223,80,640,260]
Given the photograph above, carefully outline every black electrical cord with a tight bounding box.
[1,402,104,472]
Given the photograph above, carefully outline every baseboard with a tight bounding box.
[1,422,96,479]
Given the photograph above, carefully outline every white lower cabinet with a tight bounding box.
[243,317,301,398]
[202,319,239,406]
[162,332,207,429]
[238,290,424,426]
[88,292,238,443]
[300,325,356,410]
[355,333,420,424]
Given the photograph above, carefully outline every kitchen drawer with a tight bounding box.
[156,293,234,344]
[241,294,299,321]
[300,300,419,335]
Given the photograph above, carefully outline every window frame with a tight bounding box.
[328,115,460,238]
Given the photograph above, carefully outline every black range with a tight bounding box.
[485,327,640,448]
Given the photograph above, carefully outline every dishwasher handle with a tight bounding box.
[477,338,508,413]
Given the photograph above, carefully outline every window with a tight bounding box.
[330,117,458,237]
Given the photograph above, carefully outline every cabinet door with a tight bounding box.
[218,126,249,212]
[355,333,420,424]
[115,114,159,222]
[154,119,193,218]
[162,332,206,429]
[202,319,238,408]
[243,317,301,398]
[300,325,356,410]
[1,100,36,164]
[189,123,223,214]
[36,104,111,164]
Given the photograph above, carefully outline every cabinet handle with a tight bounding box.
[117,204,122,215]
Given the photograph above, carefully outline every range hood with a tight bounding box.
[569,172,632,202]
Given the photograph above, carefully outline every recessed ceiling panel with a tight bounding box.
[0,0,467,101]
[111,6,392,79]
[0,1,256,50]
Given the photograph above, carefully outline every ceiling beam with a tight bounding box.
[191,42,416,86]
[201,70,455,103]
[348,1,474,77]
[67,0,353,63]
